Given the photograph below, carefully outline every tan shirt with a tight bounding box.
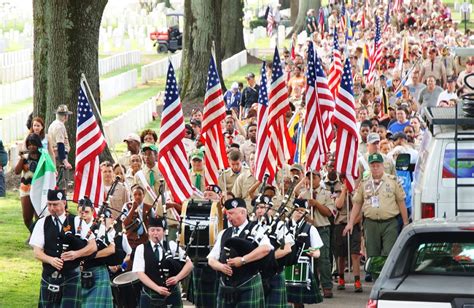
[231,168,257,212]
[218,166,249,193]
[118,151,132,170]
[134,165,162,206]
[105,182,129,219]
[353,173,405,221]
[240,140,256,164]
[420,58,447,85]
[299,186,336,227]
[359,152,396,178]
[48,119,70,153]
[190,169,205,192]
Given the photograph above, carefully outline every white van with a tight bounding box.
[412,107,474,220]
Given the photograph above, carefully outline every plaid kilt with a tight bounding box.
[81,266,113,308]
[191,265,218,308]
[217,274,265,308]
[39,269,81,308]
[286,271,323,304]
[140,285,182,307]
[264,272,288,308]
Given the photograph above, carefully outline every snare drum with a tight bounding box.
[111,271,142,308]
[285,256,310,286]
[179,200,223,261]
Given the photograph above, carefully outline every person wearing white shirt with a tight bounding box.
[133,216,192,307]
[208,198,272,307]
[253,196,294,307]
[29,189,97,308]
[436,77,458,106]
[286,199,324,307]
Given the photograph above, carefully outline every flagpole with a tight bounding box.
[80,73,119,162]
[346,189,352,281]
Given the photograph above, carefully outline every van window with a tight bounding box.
[441,147,474,179]
[410,233,474,276]
[413,130,432,183]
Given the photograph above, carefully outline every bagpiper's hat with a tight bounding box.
[205,184,222,194]
[293,198,309,209]
[251,195,273,208]
[47,189,66,201]
[149,215,166,229]
[224,198,246,210]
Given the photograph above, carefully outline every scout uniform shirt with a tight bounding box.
[190,169,205,192]
[240,139,256,164]
[299,186,336,227]
[231,168,257,212]
[352,173,406,221]
[48,119,70,154]
[218,165,249,193]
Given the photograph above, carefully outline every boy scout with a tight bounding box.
[344,153,409,258]
[298,170,336,298]
[218,150,248,193]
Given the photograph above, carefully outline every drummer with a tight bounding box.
[207,197,272,308]
[132,215,193,307]
[286,199,324,308]
[253,196,294,308]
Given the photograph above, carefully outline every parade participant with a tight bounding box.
[118,133,141,169]
[101,161,129,219]
[133,216,193,307]
[23,117,54,160]
[241,73,260,118]
[418,76,443,116]
[334,181,363,293]
[208,198,272,308]
[140,129,158,144]
[122,185,152,250]
[359,133,396,179]
[0,139,7,197]
[420,47,447,87]
[203,184,223,202]
[388,107,410,134]
[29,189,97,308]
[134,143,161,205]
[286,199,323,308]
[223,115,246,145]
[218,150,249,193]
[14,133,42,232]
[298,170,335,298]
[125,154,142,191]
[78,199,114,307]
[344,153,409,258]
[232,153,257,212]
[224,82,242,115]
[48,105,73,170]
[240,123,257,164]
[189,150,205,192]
[253,196,293,308]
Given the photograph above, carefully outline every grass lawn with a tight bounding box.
[223,64,262,89]
[246,37,292,50]
[101,80,165,122]
[0,98,32,118]
[0,192,41,307]
[100,64,142,79]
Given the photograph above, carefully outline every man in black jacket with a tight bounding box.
[240,73,260,118]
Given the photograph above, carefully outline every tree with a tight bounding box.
[288,0,320,37]
[33,0,113,162]
[138,0,173,13]
[180,0,224,104]
[220,0,246,60]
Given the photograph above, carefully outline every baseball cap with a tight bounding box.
[368,153,384,164]
[245,73,255,80]
[141,143,158,152]
[447,76,456,83]
[290,163,304,173]
[190,150,204,161]
[367,133,381,144]
[56,104,73,115]
[123,133,140,143]
[231,82,239,90]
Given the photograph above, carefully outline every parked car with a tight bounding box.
[366,217,474,308]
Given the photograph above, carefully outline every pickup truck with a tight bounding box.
[366,217,474,308]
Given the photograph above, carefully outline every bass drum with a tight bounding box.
[111,271,142,308]
[180,200,223,262]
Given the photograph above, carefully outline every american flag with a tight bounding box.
[328,27,342,99]
[267,47,293,179]
[266,6,274,37]
[315,50,335,147]
[255,62,273,182]
[158,62,193,203]
[305,42,328,172]
[383,1,391,32]
[73,84,107,208]
[367,15,382,84]
[201,56,229,186]
[340,2,346,33]
[334,58,359,191]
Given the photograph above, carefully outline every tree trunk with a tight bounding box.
[33,0,113,163]
[290,0,299,25]
[287,0,320,37]
[180,0,223,104]
[220,0,245,60]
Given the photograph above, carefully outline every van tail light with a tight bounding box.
[367,299,378,308]
[421,203,435,218]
